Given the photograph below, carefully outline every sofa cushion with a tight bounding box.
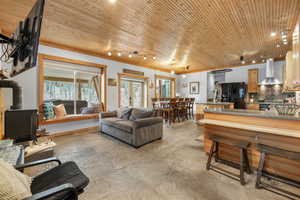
[129,108,154,121]
[102,118,134,133]
[81,106,100,114]
[133,117,163,128]
[117,107,132,120]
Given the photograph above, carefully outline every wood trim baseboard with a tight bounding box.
[40,114,99,125]
[47,126,99,138]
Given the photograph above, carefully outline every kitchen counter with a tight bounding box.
[202,108,300,182]
[247,102,283,104]
[204,108,300,121]
[195,102,234,119]
[196,102,234,105]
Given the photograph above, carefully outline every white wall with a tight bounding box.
[39,45,176,111]
[2,45,176,134]
[176,61,286,103]
[177,71,208,103]
[225,61,285,83]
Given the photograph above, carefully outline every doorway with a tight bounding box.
[120,79,145,107]
[118,73,148,108]
[154,75,176,98]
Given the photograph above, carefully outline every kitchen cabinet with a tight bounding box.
[246,103,260,110]
[284,17,300,91]
[248,69,258,93]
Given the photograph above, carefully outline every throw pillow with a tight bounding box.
[129,108,154,121]
[81,106,100,114]
[0,159,32,200]
[117,107,132,120]
[53,104,67,119]
[42,102,55,120]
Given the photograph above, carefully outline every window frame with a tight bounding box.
[117,73,149,108]
[154,74,176,98]
[38,54,107,125]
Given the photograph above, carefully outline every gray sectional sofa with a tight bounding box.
[99,107,163,148]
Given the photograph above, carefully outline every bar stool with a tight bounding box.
[206,135,251,185]
[256,144,300,199]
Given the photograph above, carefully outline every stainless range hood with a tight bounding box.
[260,58,281,85]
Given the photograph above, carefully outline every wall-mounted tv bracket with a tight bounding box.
[0,33,13,44]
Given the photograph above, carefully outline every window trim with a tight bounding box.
[117,73,149,108]
[38,54,107,124]
[154,74,176,98]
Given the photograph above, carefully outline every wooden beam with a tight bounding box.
[39,53,107,69]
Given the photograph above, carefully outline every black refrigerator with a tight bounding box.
[221,82,247,109]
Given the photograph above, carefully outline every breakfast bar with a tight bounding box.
[201,108,300,183]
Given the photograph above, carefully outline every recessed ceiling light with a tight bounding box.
[262,59,265,62]
[128,54,132,58]
[252,60,256,64]
[270,32,277,37]
[153,56,156,60]
[276,44,280,48]
[182,74,186,78]
[108,0,117,3]
[117,52,122,57]
[171,70,175,74]
[143,56,147,60]
[108,52,112,56]
[241,60,246,64]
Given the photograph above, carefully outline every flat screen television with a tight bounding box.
[0,0,45,78]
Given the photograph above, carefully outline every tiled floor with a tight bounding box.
[28,121,291,200]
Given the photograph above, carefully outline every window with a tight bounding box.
[39,54,106,124]
[155,75,176,98]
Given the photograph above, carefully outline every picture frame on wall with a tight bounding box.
[108,78,117,86]
[190,82,200,94]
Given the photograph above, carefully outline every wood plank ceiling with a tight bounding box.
[0,0,300,73]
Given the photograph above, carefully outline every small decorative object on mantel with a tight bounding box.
[123,69,144,76]
[190,82,200,94]
[108,78,117,86]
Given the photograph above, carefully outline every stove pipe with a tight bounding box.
[0,80,23,110]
